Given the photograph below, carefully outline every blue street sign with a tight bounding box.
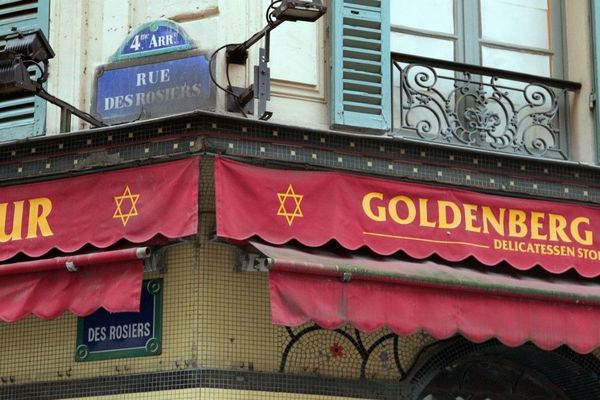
[94,54,213,123]
[76,279,163,361]
[113,20,195,61]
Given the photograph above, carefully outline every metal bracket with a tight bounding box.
[144,246,167,273]
[236,251,272,272]
[254,47,272,120]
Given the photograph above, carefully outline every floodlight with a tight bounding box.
[272,0,327,22]
[4,29,55,63]
[220,0,327,120]
[0,57,37,94]
[0,29,55,95]
[0,29,104,129]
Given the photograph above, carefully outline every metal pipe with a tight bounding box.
[35,88,106,127]
[226,19,284,64]
[271,259,600,307]
[0,247,151,276]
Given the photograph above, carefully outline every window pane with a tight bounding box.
[391,33,455,60]
[391,0,454,34]
[482,46,551,76]
[481,0,549,49]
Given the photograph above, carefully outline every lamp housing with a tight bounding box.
[0,29,55,96]
[4,29,55,63]
[0,58,37,95]
[272,0,327,22]
[0,29,103,128]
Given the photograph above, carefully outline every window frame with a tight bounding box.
[390,0,565,78]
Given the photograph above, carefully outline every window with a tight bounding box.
[330,0,565,132]
[391,0,562,77]
[0,0,50,142]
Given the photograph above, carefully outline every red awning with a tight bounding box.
[0,158,199,323]
[0,157,198,262]
[216,157,600,277]
[252,242,600,354]
[0,248,146,322]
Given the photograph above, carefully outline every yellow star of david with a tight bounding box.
[113,185,140,227]
[277,184,304,226]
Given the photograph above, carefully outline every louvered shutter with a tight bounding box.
[0,0,49,142]
[330,0,391,131]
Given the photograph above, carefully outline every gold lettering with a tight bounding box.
[362,192,386,222]
[418,198,436,228]
[363,191,593,249]
[26,198,53,239]
[463,204,481,233]
[438,201,461,229]
[0,201,23,243]
[508,209,528,238]
[481,206,505,236]
[548,214,570,242]
[530,211,547,240]
[388,195,416,225]
[571,217,593,245]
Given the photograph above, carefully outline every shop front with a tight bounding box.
[215,156,600,399]
[3,152,600,399]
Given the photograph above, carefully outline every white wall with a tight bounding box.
[43,1,596,164]
[45,0,329,135]
[565,0,596,163]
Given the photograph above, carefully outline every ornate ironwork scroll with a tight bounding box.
[391,54,580,160]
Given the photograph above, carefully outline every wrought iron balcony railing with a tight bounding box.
[391,53,581,160]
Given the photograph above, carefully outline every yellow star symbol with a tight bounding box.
[277,184,304,226]
[113,185,140,227]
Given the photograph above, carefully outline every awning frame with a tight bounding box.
[244,240,600,354]
[241,241,600,307]
[0,247,151,276]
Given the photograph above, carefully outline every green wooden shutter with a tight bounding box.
[0,0,49,143]
[330,0,391,132]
